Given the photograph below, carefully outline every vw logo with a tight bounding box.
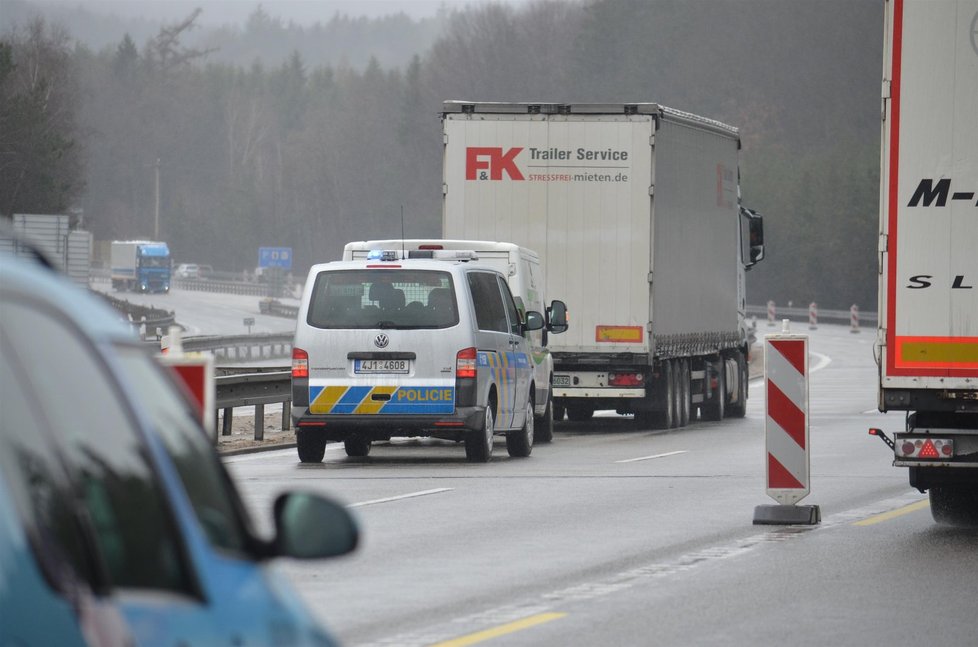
[374,333,390,349]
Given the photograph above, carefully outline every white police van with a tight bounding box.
[292,248,559,463]
[343,240,568,442]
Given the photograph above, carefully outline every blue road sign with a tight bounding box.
[258,247,292,270]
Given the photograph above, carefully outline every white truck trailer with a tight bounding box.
[110,240,172,293]
[870,0,978,524]
[441,102,765,428]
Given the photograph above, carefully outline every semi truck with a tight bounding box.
[869,0,978,525]
[110,240,171,293]
[441,102,765,429]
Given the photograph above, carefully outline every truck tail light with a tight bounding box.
[896,437,953,459]
[292,348,309,379]
[609,372,644,387]
[456,347,477,379]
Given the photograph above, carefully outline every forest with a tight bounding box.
[0,0,884,309]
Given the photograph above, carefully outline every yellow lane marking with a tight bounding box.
[854,500,930,526]
[429,612,567,647]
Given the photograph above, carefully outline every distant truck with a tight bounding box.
[870,0,978,524]
[110,240,171,293]
[441,102,765,428]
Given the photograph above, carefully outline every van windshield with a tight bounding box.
[307,269,459,329]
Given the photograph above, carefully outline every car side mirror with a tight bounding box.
[271,491,359,559]
[547,300,569,334]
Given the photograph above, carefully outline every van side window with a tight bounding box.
[497,275,522,336]
[467,272,508,333]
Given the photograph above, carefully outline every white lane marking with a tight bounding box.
[810,350,832,373]
[616,450,688,464]
[349,488,453,508]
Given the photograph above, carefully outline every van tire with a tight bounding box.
[466,402,495,462]
[344,435,371,457]
[297,429,326,463]
[507,400,534,457]
[535,395,554,444]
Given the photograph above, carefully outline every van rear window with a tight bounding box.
[307,269,459,329]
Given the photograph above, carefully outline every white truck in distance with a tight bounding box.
[441,102,765,428]
[870,0,978,525]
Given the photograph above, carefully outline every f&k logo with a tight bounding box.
[466,147,525,181]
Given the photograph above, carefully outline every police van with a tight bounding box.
[292,248,566,463]
[343,239,568,442]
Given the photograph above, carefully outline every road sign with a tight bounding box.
[259,246,292,270]
[764,334,810,504]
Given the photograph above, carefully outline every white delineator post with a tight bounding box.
[850,304,860,333]
[753,326,820,524]
[767,300,776,327]
[808,302,818,330]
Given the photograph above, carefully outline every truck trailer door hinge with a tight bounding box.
[649,133,655,147]
[442,182,448,196]
[881,80,891,122]
[649,184,655,197]
[647,272,654,284]
[878,233,887,274]
[443,132,449,144]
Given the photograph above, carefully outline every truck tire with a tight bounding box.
[297,429,327,463]
[929,487,978,526]
[553,403,566,421]
[507,400,534,457]
[535,394,554,444]
[344,435,371,457]
[567,406,594,422]
[466,400,495,462]
[701,362,726,421]
[678,360,691,427]
[654,361,676,429]
[728,353,748,418]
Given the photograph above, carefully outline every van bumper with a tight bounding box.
[292,406,486,441]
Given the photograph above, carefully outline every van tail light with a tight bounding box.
[292,348,309,378]
[456,347,477,379]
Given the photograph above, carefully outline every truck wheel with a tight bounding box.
[466,401,495,462]
[344,435,371,457]
[728,353,748,418]
[296,429,327,463]
[507,400,534,458]
[678,360,691,427]
[567,406,594,422]
[655,361,676,429]
[929,487,978,526]
[554,404,566,421]
[701,362,726,421]
[535,394,554,444]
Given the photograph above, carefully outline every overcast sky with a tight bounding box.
[25,0,532,24]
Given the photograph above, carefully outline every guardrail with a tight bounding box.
[215,370,291,442]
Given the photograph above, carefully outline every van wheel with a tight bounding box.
[466,402,495,462]
[535,395,554,444]
[344,435,371,457]
[296,429,326,463]
[507,400,534,457]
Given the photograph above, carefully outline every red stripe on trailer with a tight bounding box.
[768,454,805,490]
[770,339,806,376]
[766,381,806,449]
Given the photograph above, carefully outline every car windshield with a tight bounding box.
[307,269,458,329]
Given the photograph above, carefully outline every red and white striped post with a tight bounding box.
[808,302,818,330]
[766,300,776,327]
[850,304,860,333]
[754,327,820,525]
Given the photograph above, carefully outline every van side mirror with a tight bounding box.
[740,207,765,269]
[523,310,545,332]
[547,300,569,334]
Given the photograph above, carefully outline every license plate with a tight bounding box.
[355,359,409,374]
[553,375,571,387]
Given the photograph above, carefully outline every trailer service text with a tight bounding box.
[466,146,630,182]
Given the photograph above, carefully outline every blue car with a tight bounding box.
[0,250,358,646]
